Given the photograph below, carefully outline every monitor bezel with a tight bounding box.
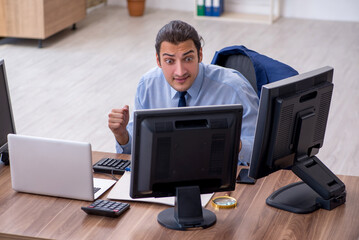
[0,59,16,153]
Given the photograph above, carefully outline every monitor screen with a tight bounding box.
[249,66,346,213]
[0,59,16,164]
[130,104,243,230]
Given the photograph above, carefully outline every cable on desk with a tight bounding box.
[92,170,119,181]
[110,169,119,181]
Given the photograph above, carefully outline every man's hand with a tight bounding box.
[108,105,130,145]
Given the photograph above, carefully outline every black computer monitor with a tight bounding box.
[249,66,346,213]
[130,104,243,230]
[0,59,16,165]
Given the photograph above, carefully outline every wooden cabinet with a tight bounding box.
[0,0,86,40]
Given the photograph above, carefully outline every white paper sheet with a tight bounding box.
[107,171,213,207]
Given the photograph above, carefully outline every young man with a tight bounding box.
[108,20,259,165]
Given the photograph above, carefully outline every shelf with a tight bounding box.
[194,0,280,24]
[195,12,280,24]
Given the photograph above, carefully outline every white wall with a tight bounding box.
[108,0,359,22]
[281,0,359,22]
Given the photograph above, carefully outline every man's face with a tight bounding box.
[156,40,203,92]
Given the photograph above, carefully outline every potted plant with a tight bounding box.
[127,0,146,16]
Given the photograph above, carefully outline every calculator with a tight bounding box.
[81,199,130,218]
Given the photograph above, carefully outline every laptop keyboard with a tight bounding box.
[94,187,101,194]
[93,158,131,175]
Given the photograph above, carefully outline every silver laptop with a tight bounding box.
[8,134,116,201]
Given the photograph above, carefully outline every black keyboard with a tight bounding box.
[93,158,131,175]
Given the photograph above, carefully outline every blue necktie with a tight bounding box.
[178,91,187,107]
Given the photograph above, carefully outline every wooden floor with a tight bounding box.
[1,6,358,176]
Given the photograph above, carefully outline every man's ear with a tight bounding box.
[156,53,162,68]
[198,47,203,63]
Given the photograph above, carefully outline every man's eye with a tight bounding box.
[165,59,174,64]
[185,57,193,62]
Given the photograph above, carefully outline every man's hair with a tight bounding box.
[155,20,203,61]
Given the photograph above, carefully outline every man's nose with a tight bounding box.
[174,61,186,76]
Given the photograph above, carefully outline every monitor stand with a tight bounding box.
[0,151,9,165]
[266,156,346,213]
[157,186,216,230]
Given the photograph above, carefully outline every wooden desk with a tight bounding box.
[0,151,358,240]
